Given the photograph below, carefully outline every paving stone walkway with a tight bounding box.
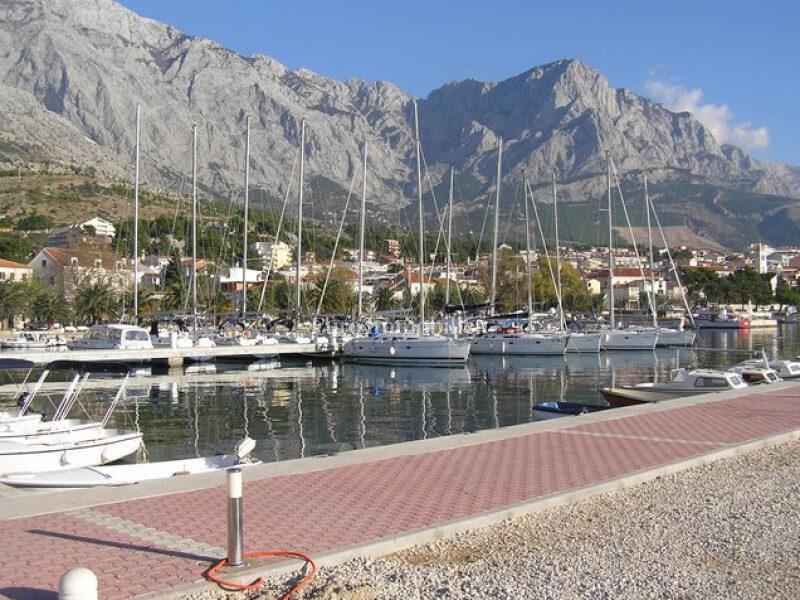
[1,386,798,599]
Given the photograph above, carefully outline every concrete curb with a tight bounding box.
[136,426,800,599]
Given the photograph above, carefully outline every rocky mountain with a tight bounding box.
[1,0,798,248]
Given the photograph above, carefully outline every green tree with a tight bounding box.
[374,286,399,311]
[0,235,33,263]
[15,212,54,230]
[0,281,27,326]
[73,281,119,324]
[31,287,69,326]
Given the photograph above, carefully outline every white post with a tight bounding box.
[489,139,503,316]
[357,139,368,318]
[59,567,98,600]
[242,115,251,318]
[295,119,306,320]
[133,104,141,321]
[227,467,244,567]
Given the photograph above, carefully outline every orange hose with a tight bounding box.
[204,550,317,598]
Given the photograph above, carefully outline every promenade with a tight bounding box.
[1,382,798,599]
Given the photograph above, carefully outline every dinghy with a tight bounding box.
[0,437,259,488]
[0,429,143,473]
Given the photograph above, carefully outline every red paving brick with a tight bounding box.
[0,388,798,599]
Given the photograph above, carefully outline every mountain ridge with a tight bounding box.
[1,0,798,250]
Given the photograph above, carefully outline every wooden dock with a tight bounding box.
[14,342,322,368]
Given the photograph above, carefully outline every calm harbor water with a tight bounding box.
[2,327,798,464]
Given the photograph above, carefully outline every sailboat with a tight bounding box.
[471,147,568,356]
[601,159,658,351]
[626,173,696,347]
[547,173,602,353]
[342,101,470,365]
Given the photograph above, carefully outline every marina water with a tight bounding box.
[2,328,797,464]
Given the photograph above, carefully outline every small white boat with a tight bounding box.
[600,368,748,407]
[0,438,259,488]
[0,430,143,473]
[727,365,782,385]
[1,331,65,349]
[69,324,154,350]
[628,326,696,347]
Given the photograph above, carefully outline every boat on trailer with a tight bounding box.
[0,438,259,488]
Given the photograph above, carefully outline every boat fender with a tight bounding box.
[389,345,396,356]
[60,451,73,466]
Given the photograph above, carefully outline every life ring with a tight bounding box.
[242,329,252,339]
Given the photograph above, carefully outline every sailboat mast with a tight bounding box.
[295,119,306,320]
[645,173,657,328]
[191,124,198,334]
[524,178,533,330]
[132,104,140,321]
[413,100,425,329]
[489,139,503,317]
[607,157,615,329]
[357,139,368,318]
[553,171,565,330]
[445,167,454,313]
[241,115,251,318]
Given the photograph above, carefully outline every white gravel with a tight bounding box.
[188,440,800,599]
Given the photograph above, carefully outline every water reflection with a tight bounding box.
[0,328,796,464]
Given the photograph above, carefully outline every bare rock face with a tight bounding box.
[1,0,798,217]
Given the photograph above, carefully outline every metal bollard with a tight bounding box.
[59,567,98,600]
[227,467,244,567]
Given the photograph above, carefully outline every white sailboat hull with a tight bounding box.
[343,335,470,365]
[655,329,696,347]
[566,332,603,353]
[601,330,658,351]
[0,431,143,473]
[471,333,568,355]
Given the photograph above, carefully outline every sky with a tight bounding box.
[118,0,800,164]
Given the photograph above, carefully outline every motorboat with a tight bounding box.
[69,324,154,350]
[694,309,744,329]
[601,329,658,351]
[0,429,143,473]
[0,438,260,489]
[534,401,609,420]
[1,331,66,349]
[727,364,782,385]
[342,333,470,366]
[0,358,49,429]
[565,331,603,353]
[599,368,748,407]
[471,327,568,356]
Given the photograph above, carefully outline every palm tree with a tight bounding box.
[0,281,27,328]
[74,281,119,325]
[374,286,397,312]
[32,288,69,327]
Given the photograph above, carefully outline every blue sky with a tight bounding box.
[119,0,799,164]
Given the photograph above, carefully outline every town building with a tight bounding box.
[252,241,291,270]
[28,245,132,300]
[0,258,32,283]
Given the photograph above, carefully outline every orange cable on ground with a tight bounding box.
[205,550,317,598]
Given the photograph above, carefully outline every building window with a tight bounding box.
[0,272,4,280]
